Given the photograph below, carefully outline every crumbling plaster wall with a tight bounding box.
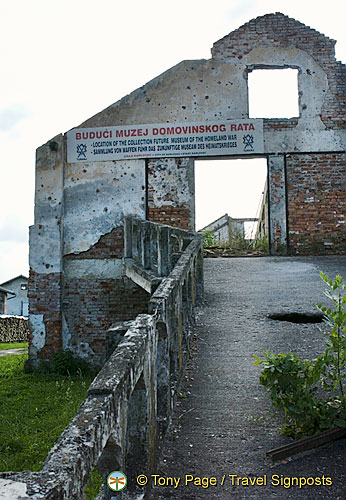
[29,138,150,365]
[77,13,345,250]
[61,157,150,365]
[29,13,346,364]
[78,53,344,152]
[63,159,145,255]
[29,136,64,361]
[147,157,195,229]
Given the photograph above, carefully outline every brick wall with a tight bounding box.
[148,204,192,229]
[286,152,346,254]
[62,276,149,365]
[28,270,62,357]
[147,159,194,230]
[212,13,346,131]
[29,224,149,364]
[62,225,149,364]
[64,226,124,260]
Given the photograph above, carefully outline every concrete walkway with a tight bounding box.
[152,256,346,499]
[0,348,27,357]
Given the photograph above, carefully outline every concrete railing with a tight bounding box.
[0,217,203,499]
[124,216,198,293]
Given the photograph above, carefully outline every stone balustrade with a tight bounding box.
[0,217,203,499]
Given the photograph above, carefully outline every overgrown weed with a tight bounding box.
[254,272,346,438]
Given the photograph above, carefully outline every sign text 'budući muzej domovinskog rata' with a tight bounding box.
[67,120,264,163]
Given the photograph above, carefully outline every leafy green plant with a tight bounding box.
[252,234,269,252]
[25,349,99,376]
[50,350,93,376]
[228,228,252,251]
[316,272,346,397]
[86,469,103,500]
[254,272,346,438]
[202,231,217,248]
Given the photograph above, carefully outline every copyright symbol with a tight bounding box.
[137,474,148,486]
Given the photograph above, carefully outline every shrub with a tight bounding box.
[254,272,346,438]
[252,234,269,252]
[50,350,94,376]
[202,231,217,248]
[25,350,98,376]
[228,228,252,252]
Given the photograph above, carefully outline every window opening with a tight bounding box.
[248,68,299,118]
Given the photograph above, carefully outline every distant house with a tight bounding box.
[0,286,16,315]
[0,275,28,316]
[199,214,258,244]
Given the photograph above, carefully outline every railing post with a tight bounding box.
[137,221,143,264]
[151,224,158,270]
[132,220,138,260]
[156,321,170,436]
[96,435,123,499]
[157,226,170,277]
[141,221,151,270]
[124,216,133,258]
[195,244,204,304]
[190,267,195,309]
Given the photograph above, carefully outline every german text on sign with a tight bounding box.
[67,120,264,163]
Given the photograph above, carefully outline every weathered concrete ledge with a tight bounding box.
[0,218,203,499]
[124,258,162,294]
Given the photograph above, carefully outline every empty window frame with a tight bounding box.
[248,68,299,118]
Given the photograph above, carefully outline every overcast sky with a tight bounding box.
[1,0,345,283]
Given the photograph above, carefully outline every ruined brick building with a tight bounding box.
[28,13,346,366]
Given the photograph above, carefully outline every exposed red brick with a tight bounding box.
[64,226,124,260]
[147,163,192,230]
[212,13,346,131]
[62,277,149,364]
[28,269,62,359]
[287,153,346,254]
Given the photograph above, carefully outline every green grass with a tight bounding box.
[0,353,102,498]
[0,342,28,351]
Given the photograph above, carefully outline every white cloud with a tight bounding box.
[0,105,31,132]
[0,215,29,244]
[0,241,29,283]
[226,0,260,26]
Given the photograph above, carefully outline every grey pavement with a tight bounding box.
[151,256,346,500]
[0,348,27,357]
